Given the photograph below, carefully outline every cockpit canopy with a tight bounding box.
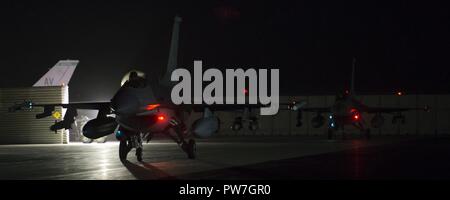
[121,70,147,88]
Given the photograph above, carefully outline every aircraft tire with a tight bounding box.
[82,136,93,143]
[187,139,196,159]
[119,140,131,161]
[136,147,143,162]
[95,136,107,143]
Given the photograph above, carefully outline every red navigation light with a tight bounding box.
[243,88,248,94]
[146,104,160,111]
[350,108,360,121]
[157,115,165,121]
[345,90,350,94]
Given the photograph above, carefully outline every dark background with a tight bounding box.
[1,0,449,102]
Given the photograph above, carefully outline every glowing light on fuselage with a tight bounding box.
[157,115,165,121]
[146,104,160,111]
[115,130,124,139]
[350,108,360,121]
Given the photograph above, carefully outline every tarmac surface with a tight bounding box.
[0,136,449,180]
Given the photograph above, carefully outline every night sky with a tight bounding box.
[1,0,449,102]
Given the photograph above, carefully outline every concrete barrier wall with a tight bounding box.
[0,86,68,144]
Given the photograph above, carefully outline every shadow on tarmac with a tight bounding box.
[122,160,177,180]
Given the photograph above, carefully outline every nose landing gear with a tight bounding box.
[119,139,131,162]
[181,139,196,159]
[118,131,143,162]
[169,119,197,159]
[136,147,143,162]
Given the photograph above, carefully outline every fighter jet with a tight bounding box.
[294,58,430,140]
[9,16,301,162]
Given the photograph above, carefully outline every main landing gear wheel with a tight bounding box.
[82,136,93,143]
[95,136,106,143]
[183,139,196,159]
[170,118,197,159]
[136,147,143,162]
[95,136,107,143]
[119,140,131,162]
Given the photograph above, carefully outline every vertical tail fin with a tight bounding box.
[160,15,182,87]
[33,60,79,87]
[350,57,356,95]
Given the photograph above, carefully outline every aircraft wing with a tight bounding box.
[9,101,111,131]
[178,101,306,113]
[37,102,110,110]
[185,104,269,112]
[364,106,430,114]
[9,101,110,112]
[8,101,111,117]
[297,107,332,113]
[296,106,429,114]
